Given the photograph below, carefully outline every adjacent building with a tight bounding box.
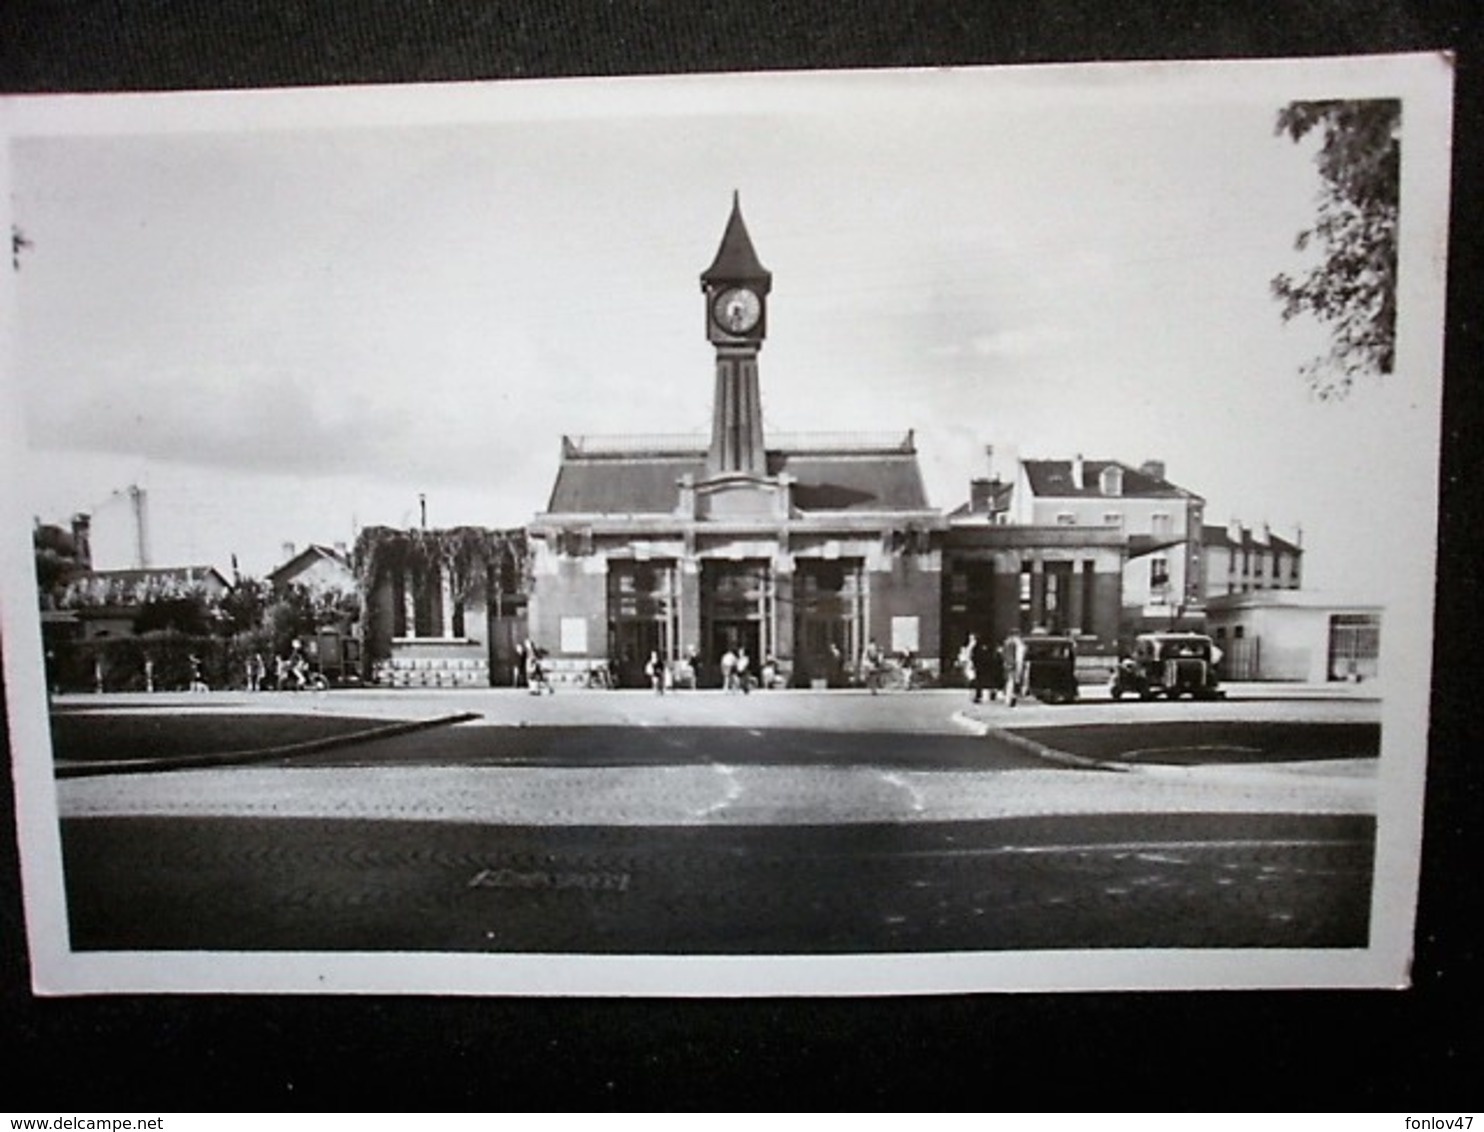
[1205,590,1379,682]
[1201,519,1303,599]
[266,542,356,598]
[1006,455,1207,636]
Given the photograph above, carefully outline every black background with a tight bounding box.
[2,1,1479,1110]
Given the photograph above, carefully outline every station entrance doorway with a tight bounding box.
[700,560,773,682]
[793,558,865,686]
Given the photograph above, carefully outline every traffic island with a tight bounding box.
[52,711,481,778]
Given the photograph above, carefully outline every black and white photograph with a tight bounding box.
[0,53,1453,996]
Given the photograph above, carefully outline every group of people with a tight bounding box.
[642,646,771,694]
[517,638,555,695]
[242,640,315,692]
[957,632,1010,704]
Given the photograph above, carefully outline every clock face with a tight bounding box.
[713,287,762,334]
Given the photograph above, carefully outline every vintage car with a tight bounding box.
[1110,632,1225,700]
[1005,633,1079,704]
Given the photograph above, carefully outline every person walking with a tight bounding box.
[970,631,998,704]
[958,634,978,697]
[246,650,265,693]
[720,647,738,693]
[1002,630,1027,707]
[862,638,884,694]
[188,653,209,693]
[525,638,554,695]
[645,650,666,694]
[736,649,752,694]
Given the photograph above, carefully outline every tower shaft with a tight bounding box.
[708,348,766,475]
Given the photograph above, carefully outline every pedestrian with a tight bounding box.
[526,639,554,695]
[862,638,884,694]
[246,651,265,692]
[720,647,738,693]
[970,631,998,704]
[958,634,978,698]
[1002,630,1027,707]
[736,649,752,694]
[188,653,209,693]
[828,641,844,687]
[760,654,778,690]
[645,650,666,694]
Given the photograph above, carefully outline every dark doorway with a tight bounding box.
[700,560,771,682]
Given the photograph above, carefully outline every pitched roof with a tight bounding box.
[84,565,230,589]
[1022,459,1197,499]
[544,433,930,515]
[1202,524,1303,554]
[267,544,352,584]
[700,193,771,288]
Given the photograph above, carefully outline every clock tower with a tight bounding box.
[701,192,772,477]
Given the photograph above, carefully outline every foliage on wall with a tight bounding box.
[351,525,528,646]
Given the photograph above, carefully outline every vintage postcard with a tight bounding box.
[0,53,1453,995]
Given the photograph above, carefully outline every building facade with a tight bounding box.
[266,543,356,598]
[526,196,945,687]
[1008,456,1206,636]
[1201,520,1303,599]
[1205,590,1379,682]
[356,199,1333,688]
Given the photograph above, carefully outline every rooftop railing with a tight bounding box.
[562,429,915,458]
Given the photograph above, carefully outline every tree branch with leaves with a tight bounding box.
[1271,99,1400,399]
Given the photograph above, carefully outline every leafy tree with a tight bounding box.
[217,576,273,635]
[135,594,213,636]
[1271,99,1400,399]
[33,522,85,605]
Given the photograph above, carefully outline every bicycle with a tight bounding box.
[874,657,921,692]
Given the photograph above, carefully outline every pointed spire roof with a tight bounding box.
[701,192,772,291]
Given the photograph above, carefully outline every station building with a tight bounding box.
[526,196,945,687]
[362,198,1148,687]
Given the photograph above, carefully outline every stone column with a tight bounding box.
[402,568,417,638]
[772,558,795,676]
[1068,560,1086,635]
[440,564,456,639]
[678,556,702,663]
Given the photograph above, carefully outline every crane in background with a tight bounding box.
[83,484,151,569]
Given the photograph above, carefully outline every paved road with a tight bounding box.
[51,690,1379,953]
[61,811,1373,953]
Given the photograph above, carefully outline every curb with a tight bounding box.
[949,710,1126,773]
[54,712,482,779]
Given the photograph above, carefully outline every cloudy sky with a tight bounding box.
[2,58,1450,592]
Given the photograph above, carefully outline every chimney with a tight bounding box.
[1295,523,1304,549]
[1227,516,1242,543]
[1259,521,1272,546]
[281,541,296,564]
[969,479,993,514]
[333,541,348,559]
[1071,453,1085,490]
[70,513,93,570]
[1140,459,1166,482]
